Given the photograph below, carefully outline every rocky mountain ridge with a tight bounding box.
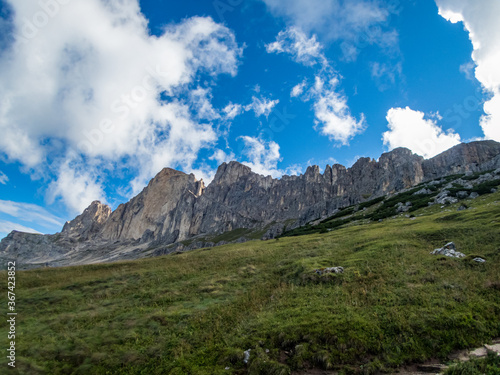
[2,140,500,268]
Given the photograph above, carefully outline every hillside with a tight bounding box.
[2,187,499,374]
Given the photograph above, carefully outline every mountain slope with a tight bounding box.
[1,140,500,267]
[3,188,500,374]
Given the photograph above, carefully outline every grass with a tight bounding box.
[445,352,500,375]
[1,192,500,374]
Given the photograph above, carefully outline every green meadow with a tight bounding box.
[1,191,500,374]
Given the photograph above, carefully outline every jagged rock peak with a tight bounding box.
[61,200,112,240]
[212,161,253,184]
[380,147,421,161]
[148,168,188,185]
[146,167,204,194]
[305,165,320,176]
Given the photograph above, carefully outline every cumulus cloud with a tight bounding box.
[435,0,500,142]
[244,96,279,118]
[239,136,283,178]
[383,107,461,158]
[266,27,326,66]
[0,171,8,185]
[261,0,398,60]
[313,77,366,145]
[0,0,242,214]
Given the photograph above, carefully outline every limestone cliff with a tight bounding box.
[62,201,112,241]
[1,140,499,268]
[99,168,205,244]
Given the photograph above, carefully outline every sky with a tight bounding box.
[0,0,499,239]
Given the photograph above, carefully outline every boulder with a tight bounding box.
[430,242,465,258]
[435,191,459,205]
[315,266,344,275]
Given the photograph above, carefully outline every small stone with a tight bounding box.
[243,349,251,364]
[473,257,486,263]
[315,266,344,275]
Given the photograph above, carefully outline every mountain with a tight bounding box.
[2,140,500,268]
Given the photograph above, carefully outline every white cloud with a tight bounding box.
[222,103,243,120]
[189,87,221,121]
[266,27,326,66]
[262,0,397,60]
[313,77,365,145]
[284,164,304,176]
[436,0,500,142]
[0,221,41,238]
[291,80,307,98]
[239,136,283,178]
[210,149,236,166]
[0,199,64,232]
[459,61,476,81]
[370,61,402,91]
[266,28,365,145]
[383,107,462,158]
[46,157,107,215]
[0,0,242,213]
[244,96,279,118]
[0,171,8,185]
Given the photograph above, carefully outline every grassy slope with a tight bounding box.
[1,192,500,374]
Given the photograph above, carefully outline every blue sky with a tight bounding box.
[0,0,499,239]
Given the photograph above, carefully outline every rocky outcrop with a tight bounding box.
[1,140,500,268]
[62,201,112,241]
[99,168,205,243]
[430,242,466,258]
[423,141,500,178]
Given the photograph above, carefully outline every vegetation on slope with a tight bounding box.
[280,171,500,238]
[1,192,500,374]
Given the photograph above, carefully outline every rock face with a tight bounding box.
[1,140,500,268]
[422,140,500,178]
[100,168,205,244]
[62,201,112,241]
